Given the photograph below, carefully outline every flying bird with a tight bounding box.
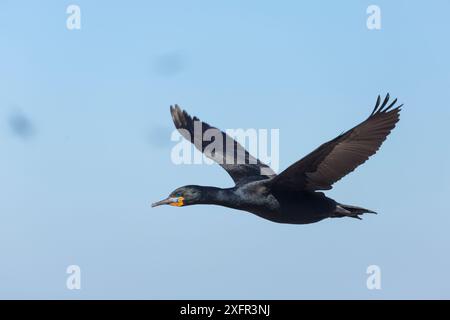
[152,94,402,224]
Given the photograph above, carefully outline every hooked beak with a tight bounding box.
[151,197,184,208]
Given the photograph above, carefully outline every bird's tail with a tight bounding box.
[333,203,377,220]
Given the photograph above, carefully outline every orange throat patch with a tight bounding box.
[170,197,184,207]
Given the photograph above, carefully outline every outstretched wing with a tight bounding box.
[170,105,276,184]
[269,94,402,192]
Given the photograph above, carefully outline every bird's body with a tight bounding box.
[182,180,361,224]
[152,94,402,225]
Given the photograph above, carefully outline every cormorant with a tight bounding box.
[152,94,402,224]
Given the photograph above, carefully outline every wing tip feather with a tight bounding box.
[370,93,404,117]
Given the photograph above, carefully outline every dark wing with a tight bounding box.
[170,105,276,184]
[269,94,402,192]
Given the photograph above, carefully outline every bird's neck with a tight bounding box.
[199,186,240,209]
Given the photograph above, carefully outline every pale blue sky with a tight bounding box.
[1,0,449,299]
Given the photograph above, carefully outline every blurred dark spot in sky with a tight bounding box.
[8,110,35,140]
[153,52,186,77]
[148,125,173,149]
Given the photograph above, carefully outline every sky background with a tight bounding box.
[1,0,449,299]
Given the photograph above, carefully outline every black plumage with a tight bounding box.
[152,94,402,224]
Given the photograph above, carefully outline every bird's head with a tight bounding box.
[151,185,203,208]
